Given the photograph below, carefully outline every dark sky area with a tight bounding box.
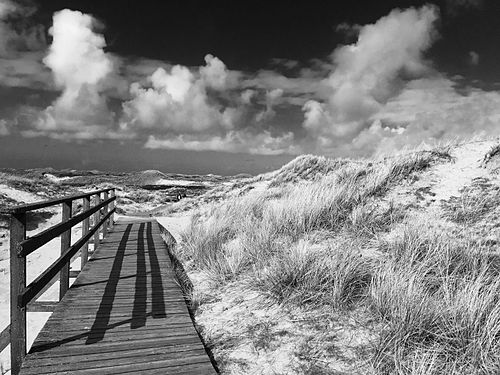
[0,0,498,175]
[34,0,497,78]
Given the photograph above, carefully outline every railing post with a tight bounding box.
[93,194,101,251]
[81,196,90,268]
[110,189,115,229]
[10,212,26,375]
[103,191,109,238]
[59,200,72,299]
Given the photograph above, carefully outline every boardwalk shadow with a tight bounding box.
[30,221,168,352]
[85,223,133,344]
[87,221,167,343]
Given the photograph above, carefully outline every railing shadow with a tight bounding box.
[85,223,133,344]
[31,220,168,351]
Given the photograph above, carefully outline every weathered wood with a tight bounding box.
[29,242,85,303]
[5,188,113,214]
[26,302,58,312]
[6,189,118,375]
[27,339,201,358]
[19,220,216,375]
[81,196,91,267]
[59,200,72,300]
[18,196,116,257]
[93,194,101,251]
[69,270,79,278]
[103,191,109,238]
[10,212,26,375]
[109,189,115,229]
[0,324,10,353]
[20,209,115,307]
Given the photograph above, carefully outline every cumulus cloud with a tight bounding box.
[145,130,299,155]
[121,55,300,154]
[256,88,283,123]
[299,5,500,157]
[0,0,45,57]
[364,77,500,150]
[241,89,256,104]
[200,54,240,90]
[4,2,499,159]
[0,0,48,91]
[270,58,300,71]
[336,22,362,41]
[37,9,116,138]
[469,51,479,66]
[0,119,9,135]
[244,69,323,102]
[301,5,442,152]
[122,61,234,134]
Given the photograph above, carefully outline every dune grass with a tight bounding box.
[174,145,500,374]
[371,223,500,374]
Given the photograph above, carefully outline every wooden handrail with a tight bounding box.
[20,208,115,307]
[17,196,116,257]
[2,188,113,214]
[4,187,116,375]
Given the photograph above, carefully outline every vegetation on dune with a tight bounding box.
[268,154,350,187]
[371,223,500,374]
[483,142,500,174]
[171,146,500,374]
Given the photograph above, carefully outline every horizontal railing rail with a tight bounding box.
[17,196,115,257]
[2,187,116,375]
[20,208,115,307]
[2,188,113,214]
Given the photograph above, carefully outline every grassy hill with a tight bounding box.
[170,138,500,374]
[1,139,499,374]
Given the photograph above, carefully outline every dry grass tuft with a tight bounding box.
[371,222,500,374]
[268,154,350,187]
[443,180,500,225]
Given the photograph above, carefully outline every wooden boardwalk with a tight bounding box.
[19,219,216,374]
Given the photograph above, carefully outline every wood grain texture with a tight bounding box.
[19,220,215,375]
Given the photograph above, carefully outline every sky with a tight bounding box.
[0,0,499,175]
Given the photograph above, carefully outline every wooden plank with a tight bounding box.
[69,270,79,278]
[35,327,198,343]
[59,200,72,300]
[42,311,192,325]
[31,335,203,354]
[27,340,203,358]
[10,212,26,375]
[22,345,206,367]
[102,191,109,238]
[19,220,215,374]
[81,196,90,267]
[21,357,214,375]
[109,189,115,229]
[93,194,101,251]
[36,321,195,335]
[26,302,58,312]
[25,343,204,364]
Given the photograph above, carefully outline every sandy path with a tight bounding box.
[430,141,496,203]
[155,215,192,243]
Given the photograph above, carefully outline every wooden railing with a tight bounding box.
[0,188,116,375]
